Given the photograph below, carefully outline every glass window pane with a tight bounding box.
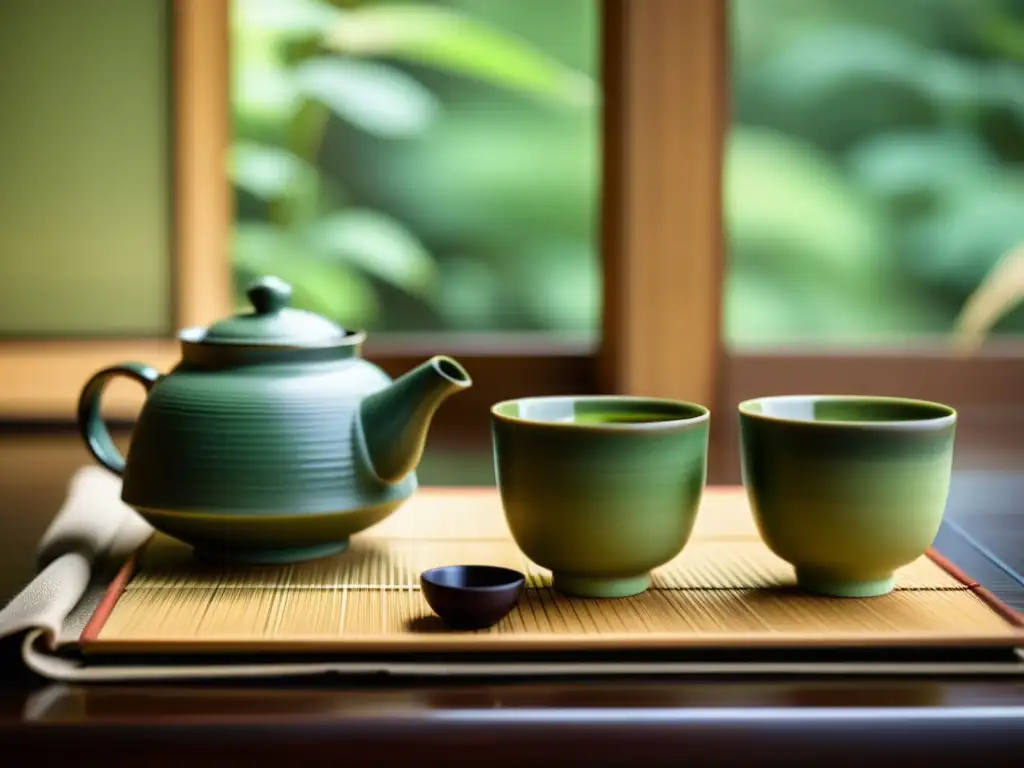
[230,0,600,340]
[727,0,1024,348]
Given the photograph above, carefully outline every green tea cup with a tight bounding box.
[491,395,710,598]
[738,395,957,598]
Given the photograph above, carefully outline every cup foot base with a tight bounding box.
[796,568,896,598]
[194,540,349,565]
[553,573,651,598]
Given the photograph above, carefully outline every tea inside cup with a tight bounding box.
[738,394,957,598]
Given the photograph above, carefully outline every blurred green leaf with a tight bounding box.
[746,26,938,150]
[360,113,596,243]
[725,262,949,346]
[904,180,1024,291]
[435,256,503,328]
[306,209,438,298]
[233,0,340,37]
[721,127,955,344]
[755,26,926,103]
[285,99,332,164]
[292,57,439,138]
[974,5,1024,62]
[511,240,599,332]
[444,0,598,78]
[846,131,994,204]
[982,61,1024,122]
[915,55,985,112]
[323,4,595,106]
[233,222,377,326]
[230,141,318,202]
[725,269,809,346]
[233,67,302,132]
[791,270,949,339]
[726,127,889,284]
[231,6,306,136]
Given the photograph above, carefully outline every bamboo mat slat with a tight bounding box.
[87,487,1024,653]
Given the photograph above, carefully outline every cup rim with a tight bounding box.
[737,394,957,429]
[490,394,710,430]
[420,565,526,593]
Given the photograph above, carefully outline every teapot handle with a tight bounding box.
[76,362,160,477]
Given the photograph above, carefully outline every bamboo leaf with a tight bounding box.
[230,141,318,201]
[953,244,1024,352]
[323,4,595,106]
[292,57,439,137]
[234,0,339,36]
[306,209,438,298]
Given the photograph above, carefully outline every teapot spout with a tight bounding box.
[358,356,472,485]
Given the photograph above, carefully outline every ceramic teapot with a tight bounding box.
[76,276,472,564]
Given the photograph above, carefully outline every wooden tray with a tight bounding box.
[80,486,1024,656]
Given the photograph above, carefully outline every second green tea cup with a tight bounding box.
[491,395,710,599]
[738,395,957,598]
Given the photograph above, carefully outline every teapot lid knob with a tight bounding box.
[192,274,353,347]
[247,276,292,315]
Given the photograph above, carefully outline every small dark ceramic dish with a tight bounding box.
[420,565,526,630]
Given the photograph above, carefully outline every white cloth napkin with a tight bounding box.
[0,467,151,651]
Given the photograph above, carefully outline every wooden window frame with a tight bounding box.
[0,0,723,449]
[2,0,1014,482]
[0,0,232,421]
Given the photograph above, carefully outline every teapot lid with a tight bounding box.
[194,276,353,347]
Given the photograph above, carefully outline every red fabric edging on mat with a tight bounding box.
[926,548,1024,628]
[80,551,141,644]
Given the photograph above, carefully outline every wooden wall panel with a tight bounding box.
[0,0,232,420]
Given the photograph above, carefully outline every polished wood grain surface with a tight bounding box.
[1,429,1023,766]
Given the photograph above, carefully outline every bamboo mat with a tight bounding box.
[82,487,1024,654]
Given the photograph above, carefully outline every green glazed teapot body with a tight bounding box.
[76,277,472,563]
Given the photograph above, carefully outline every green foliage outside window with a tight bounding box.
[232,0,1024,346]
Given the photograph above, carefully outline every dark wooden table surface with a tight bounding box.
[1,429,1023,766]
